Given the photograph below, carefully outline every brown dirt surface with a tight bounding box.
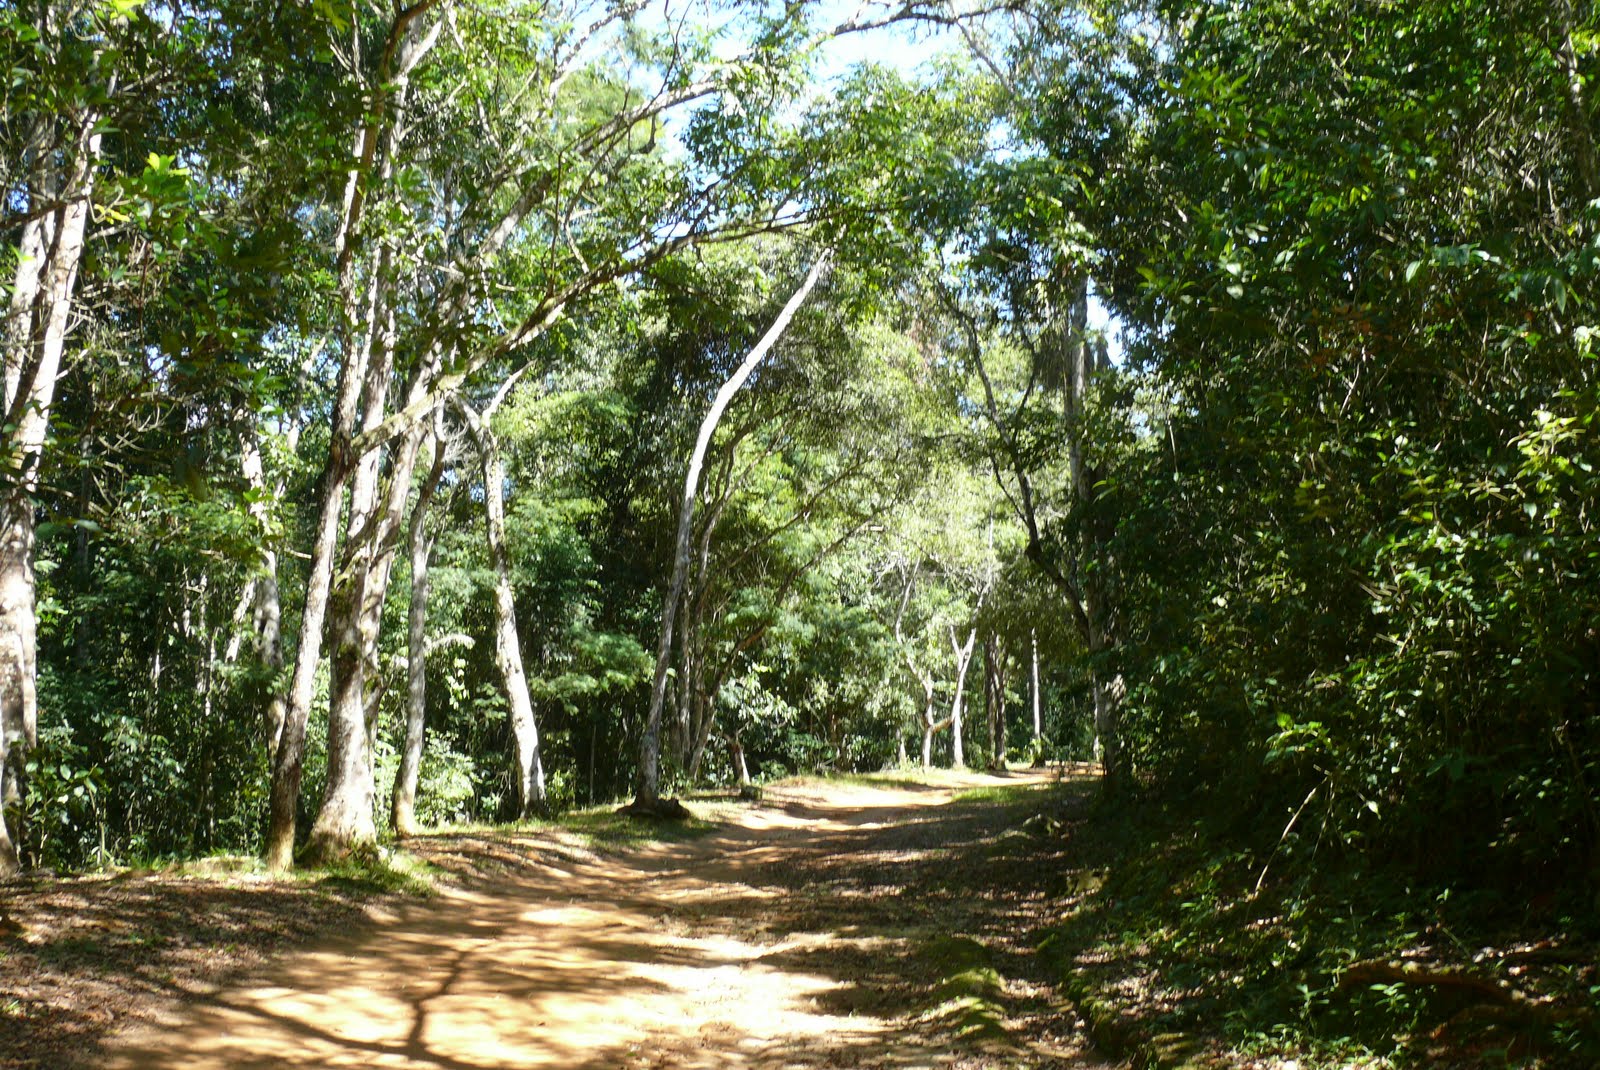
[3,768,1110,1070]
[0,860,382,1070]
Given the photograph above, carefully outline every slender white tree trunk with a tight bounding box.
[0,105,100,875]
[947,624,978,770]
[1030,629,1042,743]
[636,254,830,807]
[457,395,547,817]
[231,425,288,750]
[894,569,947,770]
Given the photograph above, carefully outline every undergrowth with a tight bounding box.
[1036,784,1600,1069]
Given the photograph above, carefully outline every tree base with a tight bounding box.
[617,797,692,820]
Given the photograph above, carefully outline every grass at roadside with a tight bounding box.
[545,805,726,848]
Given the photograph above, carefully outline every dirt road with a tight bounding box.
[98,771,1106,1070]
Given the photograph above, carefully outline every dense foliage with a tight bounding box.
[3,0,1597,1062]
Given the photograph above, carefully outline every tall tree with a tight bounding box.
[634,253,830,810]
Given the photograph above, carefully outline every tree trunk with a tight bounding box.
[456,399,546,818]
[485,442,546,818]
[392,430,447,836]
[1030,629,1044,766]
[636,254,830,807]
[264,7,442,871]
[305,246,408,861]
[1089,637,1125,786]
[0,101,100,875]
[230,373,319,754]
[951,274,1119,790]
[985,635,1006,771]
[729,735,751,788]
[947,624,977,770]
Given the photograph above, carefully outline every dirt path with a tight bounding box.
[96,771,1107,1070]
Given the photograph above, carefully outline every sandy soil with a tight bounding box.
[90,770,1107,1070]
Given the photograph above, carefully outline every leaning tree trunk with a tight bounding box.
[728,733,751,789]
[0,103,100,875]
[635,254,830,809]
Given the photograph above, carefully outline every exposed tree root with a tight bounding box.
[616,797,693,820]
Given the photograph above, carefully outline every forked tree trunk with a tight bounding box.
[264,9,442,871]
[0,103,101,875]
[392,430,447,836]
[307,424,433,859]
[305,252,405,862]
[636,254,830,808]
[313,337,446,855]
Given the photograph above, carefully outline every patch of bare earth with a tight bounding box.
[0,865,380,1070]
[8,770,1110,1070]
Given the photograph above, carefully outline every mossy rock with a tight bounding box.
[940,994,1009,1040]
[935,965,1004,1003]
[919,933,990,973]
[918,936,1009,1040]
[1139,1032,1208,1070]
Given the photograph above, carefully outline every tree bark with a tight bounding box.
[266,11,442,869]
[457,397,547,818]
[0,92,101,875]
[304,249,404,862]
[1030,629,1045,766]
[392,428,447,836]
[729,734,751,788]
[636,254,830,807]
[947,624,977,770]
[234,428,288,751]
[893,567,947,769]
[985,634,1006,771]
